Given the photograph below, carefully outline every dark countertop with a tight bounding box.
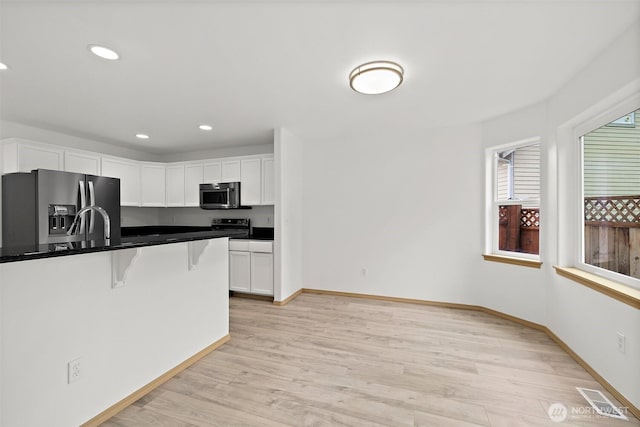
[0,229,249,264]
[231,226,274,240]
[121,225,216,237]
[229,235,274,241]
[121,226,273,240]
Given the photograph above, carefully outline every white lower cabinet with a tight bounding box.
[229,240,274,296]
[250,252,274,295]
[229,250,252,293]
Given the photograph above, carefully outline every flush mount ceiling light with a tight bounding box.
[198,124,213,131]
[88,45,120,61]
[135,134,150,140]
[0,62,8,71]
[349,60,404,95]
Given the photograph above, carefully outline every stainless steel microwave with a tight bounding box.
[199,182,247,209]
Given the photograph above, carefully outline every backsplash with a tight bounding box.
[157,205,274,228]
[121,207,161,227]
[88,205,276,228]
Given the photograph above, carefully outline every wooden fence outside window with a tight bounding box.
[584,195,640,278]
[498,205,539,255]
[498,196,640,276]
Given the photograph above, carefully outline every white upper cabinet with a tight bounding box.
[240,158,261,206]
[261,155,275,205]
[2,139,63,174]
[166,163,185,207]
[64,150,101,175]
[202,161,221,184]
[221,160,241,182]
[185,163,204,206]
[2,139,276,209]
[140,162,166,207]
[101,156,141,206]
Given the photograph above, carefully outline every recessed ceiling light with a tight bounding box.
[88,45,120,61]
[0,62,8,71]
[198,124,213,131]
[349,60,404,95]
[136,134,150,140]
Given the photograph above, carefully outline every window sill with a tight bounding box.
[482,254,542,269]
[554,267,640,309]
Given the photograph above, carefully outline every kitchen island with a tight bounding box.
[0,227,247,263]
[0,232,235,426]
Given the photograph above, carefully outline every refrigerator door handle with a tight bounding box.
[79,180,87,234]
[88,180,96,233]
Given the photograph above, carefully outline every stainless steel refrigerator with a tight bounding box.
[2,169,121,246]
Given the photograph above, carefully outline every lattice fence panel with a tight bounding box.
[499,205,508,225]
[520,208,540,228]
[584,195,640,224]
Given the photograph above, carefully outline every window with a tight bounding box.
[486,138,541,259]
[580,108,640,286]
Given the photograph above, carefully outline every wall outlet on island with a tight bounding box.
[67,358,82,384]
[361,267,368,277]
[267,216,272,225]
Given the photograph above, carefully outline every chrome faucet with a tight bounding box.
[67,205,111,240]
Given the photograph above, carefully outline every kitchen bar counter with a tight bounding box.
[1,235,231,426]
[0,229,248,263]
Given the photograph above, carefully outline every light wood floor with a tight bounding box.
[102,293,639,426]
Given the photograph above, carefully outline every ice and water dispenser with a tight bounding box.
[47,204,76,235]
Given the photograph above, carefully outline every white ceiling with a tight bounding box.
[0,0,638,154]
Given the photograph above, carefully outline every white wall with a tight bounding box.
[547,22,640,408]
[478,21,640,409]
[274,128,304,302]
[479,102,548,324]
[0,238,230,427]
[284,21,640,410]
[299,125,482,304]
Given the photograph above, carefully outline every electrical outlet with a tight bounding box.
[616,332,626,354]
[68,358,82,383]
[267,216,272,225]
[361,267,368,277]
